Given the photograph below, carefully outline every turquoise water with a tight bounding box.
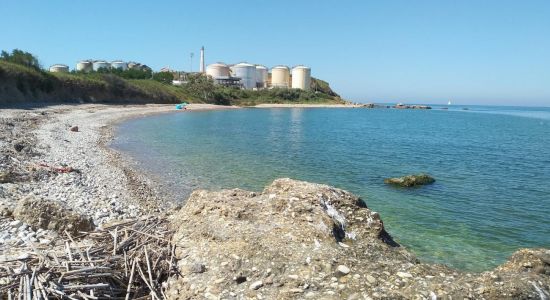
[112,105,550,272]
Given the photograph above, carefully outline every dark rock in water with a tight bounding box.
[384,173,436,187]
[13,195,94,234]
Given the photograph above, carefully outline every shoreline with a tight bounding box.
[254,103,362,108]
[0,103,235,252]
[1,103,549,298]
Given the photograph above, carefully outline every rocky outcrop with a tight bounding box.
[394,104,432,109]
[166,178,549,299]
[384,174,436,187]
[13,195,94,235]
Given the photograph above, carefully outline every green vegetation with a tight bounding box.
[93,67,152,80]
[0,49,343,105]
[1,49,41,71]
[151,71,174,84]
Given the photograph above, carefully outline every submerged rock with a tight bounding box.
[166,178,549,299]
[384,173,436,187]
[13,195,94,235]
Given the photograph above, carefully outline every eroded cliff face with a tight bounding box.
[166,178,549,299]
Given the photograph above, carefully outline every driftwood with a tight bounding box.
[0,216,178,299]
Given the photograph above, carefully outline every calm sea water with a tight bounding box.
[112,105,550,272]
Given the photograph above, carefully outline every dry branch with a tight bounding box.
[0,216,177,299]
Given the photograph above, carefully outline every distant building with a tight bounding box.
[49,64,69,73]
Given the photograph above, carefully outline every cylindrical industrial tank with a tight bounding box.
[76,61,93,72]
[49,64,69,73]
[111,60,128,71]
[271,65,290,88]
[206,63,230,79]
[291,65,311,90]
[255,65,268,88]
[230,63,256,89]
[93,61,110,71]
[128,62,140,70]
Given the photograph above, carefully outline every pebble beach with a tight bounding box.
[0,104,234,254]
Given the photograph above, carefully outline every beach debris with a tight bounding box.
[13,195,95,234]
[70,125,79,132]
[384,173,435,187]
[0,216,177,299]
[175,103,188,110]
[37,162,80,174]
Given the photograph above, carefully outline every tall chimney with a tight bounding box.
[199,46,205,73]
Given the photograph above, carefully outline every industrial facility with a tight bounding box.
[48,64,69,73]
[73,60,151,72]
[47,46,311,91]
[201,47,312,91]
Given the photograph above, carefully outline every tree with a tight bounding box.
[0,49,41,70]
[184,74,216,102]
[152,72,174,84]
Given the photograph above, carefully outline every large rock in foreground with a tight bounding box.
[167,179,549,299]
[384,174,436,187]
[13,195,94,235]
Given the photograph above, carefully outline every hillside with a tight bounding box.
[0,60,343,106]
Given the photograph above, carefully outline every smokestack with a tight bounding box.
[199,46,205,73]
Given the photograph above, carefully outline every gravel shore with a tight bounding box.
[0,103,234,254]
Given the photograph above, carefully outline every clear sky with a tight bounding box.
[2,0,549,106]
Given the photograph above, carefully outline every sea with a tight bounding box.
[111,104,550,272]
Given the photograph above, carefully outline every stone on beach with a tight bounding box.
[384,173,435,187]
[13,195,94,234]
[0,171,14,183]
[336,265,351,276]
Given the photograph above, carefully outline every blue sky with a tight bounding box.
[2,0,549,106]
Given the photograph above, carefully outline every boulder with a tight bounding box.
[165,179,548,299]
[0,171,13,183]
[13,195,94,235]
[384,173,435,187]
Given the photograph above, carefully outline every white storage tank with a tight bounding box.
[230,63,256,89]
[206,63,230,79]
[93,61,110,71]
[291,65,311,90]
[271,65,290,88]
[128,62,140,70]
[49,64,69,73]
[111,60,128,71]
[255,65,268,88]
[76,61,93,72]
